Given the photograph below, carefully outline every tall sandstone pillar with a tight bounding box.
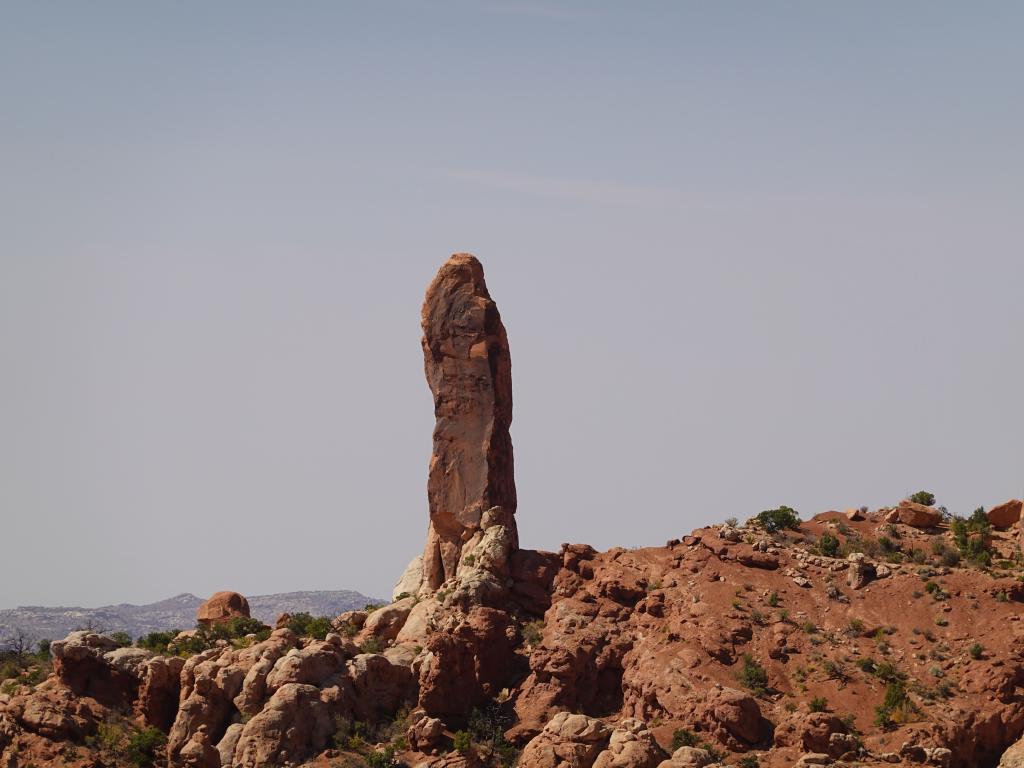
[420,253,517,590]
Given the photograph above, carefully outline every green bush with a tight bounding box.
[126,727,167,767]
[453,730,472,754]
[873,660,904,683]
[874,681,916,729]
[754,506,801,534]
[284,613,333,640]
[670,729,698,750]
[521,620,544,646]
[818,533,840,558]
[736,653,768,694]
[136,631,180,655]
[366,745,396,768]
[468,703,518,767]
[109,631,133,648]
[950,509,993,566]
[854,658,875,675]
[969,642,984,660]
[738,757,759,768]
[909,491,936,506]
[809,696,828,713]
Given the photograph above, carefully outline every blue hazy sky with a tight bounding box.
[1,2,1022,608]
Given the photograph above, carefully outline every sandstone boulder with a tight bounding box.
[394,554,425,600]
[774,712,850,753]
[886,501,941,528]
[5,685,100,741]
[408,712,446,751]
[418,607,515,722]
[50,631,144,710]
[656,747,714,768]
[196,590,251,626]
[361,596,417,642]
[847,560,876,590]
[999,735,1024,768]
[232,683,335,767]
[592,719,665,768]
[988,499,1023,530]
[519,712,611,768]
[696,686,768,747]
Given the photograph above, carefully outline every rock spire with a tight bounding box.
[419,253,517,591]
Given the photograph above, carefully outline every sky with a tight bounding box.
[1,1,1022,609]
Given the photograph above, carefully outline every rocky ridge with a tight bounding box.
[0,591,382,648]
[2,255,1024,768]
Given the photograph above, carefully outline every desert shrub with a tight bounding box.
[969,642,984,660]
[468,703,518,767]
[854,657,876,674]
[909,491,936,506]
[818,532,840,558]
[724,516,738,527]
[453,730,473,754]
[736,653,768,694]
[136,630,179,655]
[366,745,397,768]
[848,618,865,635]
[822,659,848,684]
[521,620,544,646]
[361,637,383,654]
[754,506,801,534]
[809,696,828,713]
[671,729,698,750]
[126,727,167,767]
[878,536,898,555]
[108,631,133,648]
[873,660,904,683]
[90,719,126,752]
[950,509,992,565]
[874,681,917,729]
[283,613,332,640]
[767,591,779,607]
[737,757,759,768]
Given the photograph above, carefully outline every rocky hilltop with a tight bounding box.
[2,254,1024,768]
[0,592,382,648]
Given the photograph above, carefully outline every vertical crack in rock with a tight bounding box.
[420,253,517,591]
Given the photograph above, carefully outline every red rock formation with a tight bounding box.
[988,498,1023,530]
[420,254,517,590]
[885,500,942,527]
[195,591,250,626]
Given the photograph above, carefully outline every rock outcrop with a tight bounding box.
[418,253,517,592]
[196,591,251,626]
[988,499,1023,530]
[886,500,942,528]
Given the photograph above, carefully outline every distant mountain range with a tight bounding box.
[0,590,382,646]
